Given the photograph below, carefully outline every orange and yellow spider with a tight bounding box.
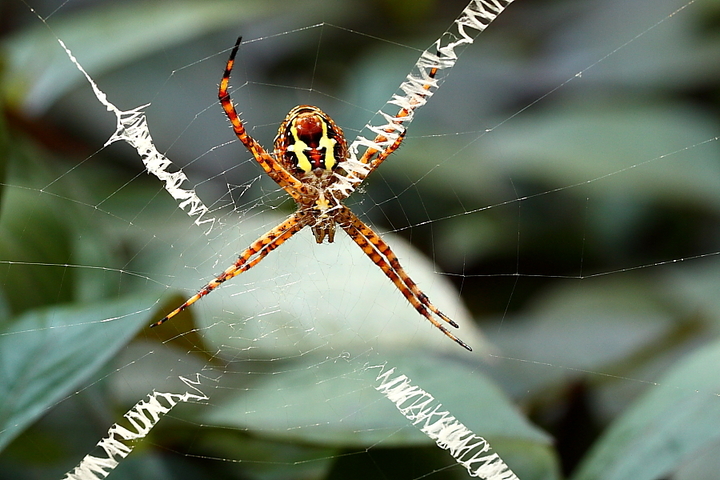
[151,37,471,351]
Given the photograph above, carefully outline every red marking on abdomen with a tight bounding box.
[308,149,324,169]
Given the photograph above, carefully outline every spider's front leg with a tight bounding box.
[338,207,471,351]
[334,67,439,195]
[151,213,309,327]
[219,37,308,201]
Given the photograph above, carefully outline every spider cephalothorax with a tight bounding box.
[151,37,471,351]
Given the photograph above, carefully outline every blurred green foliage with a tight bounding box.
[2,0,720,479]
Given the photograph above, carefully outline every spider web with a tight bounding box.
[3,0,720,479]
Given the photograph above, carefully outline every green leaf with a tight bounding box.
[194,433,336,480]
[2,0,338,113]
[571,339,720,480]
[151,211,489,356]
[0,293,157,451]
[488,103,720,204]
[394,103,720,207]
[0,97,7,209]
[204,352,549,448]
[0,186,74,314]
[486,278,675,398]
[490,439,562,480]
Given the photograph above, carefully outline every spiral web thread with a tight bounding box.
[57,0,518,478]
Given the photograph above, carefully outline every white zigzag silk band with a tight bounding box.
[56,39,216,234]
[330,0,515,198]
[375,367,520,480]
[62,377,208,480]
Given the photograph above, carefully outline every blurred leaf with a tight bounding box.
[673,441,720,480]
[2,0,337,114]
[0,145,139,313]
[0,293,157,452]
[491,439,562,480]
[148,211,488,357]
[664,258,720,331]
[487,278,676,399]
[109,340,209,406]
[392,102,720,206]
[541,0,720,90]
[0,98,7,208]
[571,339,720,480]
[196,432,336,480]
[204,352,549,448]
[0,184,74,314]
[483,103,720,205]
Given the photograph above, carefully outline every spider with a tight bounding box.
[151,37,471,351]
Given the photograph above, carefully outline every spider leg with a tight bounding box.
[219,37,308,200]
[339,208,471,351]
[151,213,309,327]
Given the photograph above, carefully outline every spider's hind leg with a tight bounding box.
[338,208,471,351]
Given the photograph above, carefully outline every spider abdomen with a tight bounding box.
[275,105,348,176]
